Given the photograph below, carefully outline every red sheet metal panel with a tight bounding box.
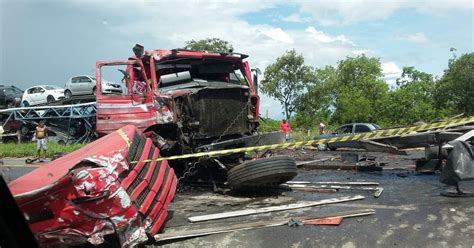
[8,125,177,247]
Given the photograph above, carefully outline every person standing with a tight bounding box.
[280,119,290,141]
[35,121,48,162]
[319,122,326,135]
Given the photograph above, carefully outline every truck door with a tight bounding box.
[95,61,157,136]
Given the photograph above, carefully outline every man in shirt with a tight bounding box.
[35,121,47,162]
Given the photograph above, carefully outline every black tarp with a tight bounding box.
[440,141,474,186]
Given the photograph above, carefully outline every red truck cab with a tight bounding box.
[95,45,261,154]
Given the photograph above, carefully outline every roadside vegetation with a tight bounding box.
[0,142,85,158]
[261,50,473,129]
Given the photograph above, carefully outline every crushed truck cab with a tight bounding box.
[95,46,286,176]
[95,47,263,155]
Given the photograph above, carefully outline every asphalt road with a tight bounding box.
[154,169,474,248]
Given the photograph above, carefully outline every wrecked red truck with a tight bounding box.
[6,45,296,247]
[94,45,295,187]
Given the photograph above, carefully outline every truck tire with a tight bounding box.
[227,156,297,189]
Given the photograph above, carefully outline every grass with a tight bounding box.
[0,142,85,158]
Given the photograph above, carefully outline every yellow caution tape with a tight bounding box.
[116,128,131,147]
[129,116,474,164]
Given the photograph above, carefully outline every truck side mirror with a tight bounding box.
[251,68,261,93]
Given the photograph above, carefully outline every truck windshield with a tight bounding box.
[155,59,248,87]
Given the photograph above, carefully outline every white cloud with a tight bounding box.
[351,49,371,55]
[297,0,402,26]
[281,13,311,23]
[396,32,429,43]
[294,0,473,26]
[382,62,403,86]
[305,27,353,44]
[261,28,294,44]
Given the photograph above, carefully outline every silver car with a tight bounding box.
[314,123,381,151]
[64,75,123,98]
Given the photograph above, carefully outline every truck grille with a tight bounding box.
[190,88,249,139]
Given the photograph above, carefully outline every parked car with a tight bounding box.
[0,85,23,109]
[314,123,381,150]
[21,85,65,106]
[64,75,123,98]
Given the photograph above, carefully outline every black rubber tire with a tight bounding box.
[47,95,55,103]
[20,124,30,136]
[227,156,297,189]
[65,90,72,99]
[93,87,97,96]
[22,101,29,107]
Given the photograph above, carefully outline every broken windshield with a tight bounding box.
[155,59,248,88]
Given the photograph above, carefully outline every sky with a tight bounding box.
[1,0,472,119]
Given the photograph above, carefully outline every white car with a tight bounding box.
[21,85,65,106]
[64,75,123,98]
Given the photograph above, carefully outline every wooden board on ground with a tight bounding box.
[287,181,379,186]
[284,184,384,198]
[188,195,365,223]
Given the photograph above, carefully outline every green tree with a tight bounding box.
[260,49,313,120]
[184,38,233,53]
[435,52,474,115]
[387,67,437,125]
[294,66,335,128]
[331,55,389,124]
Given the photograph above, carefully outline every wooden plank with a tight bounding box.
[285,184,384,198]
[291,188,338,193]
[187,195,365,223]
[303,216,343,225]
[156,209,375,242]
[287,181,379,186]
[296,158,332,167]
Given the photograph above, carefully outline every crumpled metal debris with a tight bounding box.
[287,218,303,227]
[8,125,177,247]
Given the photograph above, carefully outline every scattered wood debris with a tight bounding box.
[155,209,375,242]
[188,195,365,223]
[287,181,379,186]
[282,183,383,198]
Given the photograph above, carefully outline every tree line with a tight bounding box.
[262,49,473,129]
[185,38,473,129]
